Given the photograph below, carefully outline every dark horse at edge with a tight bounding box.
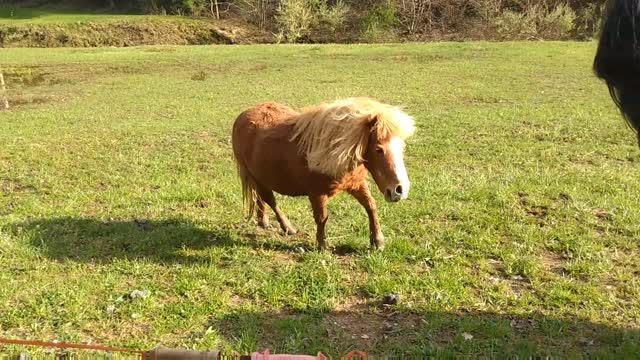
[594,0,640,145]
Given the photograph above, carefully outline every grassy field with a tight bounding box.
[0,42,639,358]
[0,6,165,24]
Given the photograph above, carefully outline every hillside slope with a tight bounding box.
[0,9,274,47]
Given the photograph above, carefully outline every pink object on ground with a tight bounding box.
[251,350,327,360]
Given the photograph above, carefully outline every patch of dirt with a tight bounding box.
[526,205,549,219]
[593,209,612,222]
[325,53,451,63]
[213,298,426,355]
[323,303,423,350]
[465,96,509,105]
[195,199,210,208]
[508,317,538,334]
[191,70,208,81]
[1,200,17,214]
[487,258,533,294]
[439,211,462,223]
[0,65,86,110]
[1,178,36,193]
[333,243,361,256]
[506,274,532,293]
[518,192,548,219]
[251,246,297,264]
[3,67,47,87]
[556,192,571,204]
[541,251,565,275]
[7,93,57,108]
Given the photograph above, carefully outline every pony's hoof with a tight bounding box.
[370,244,385,251]
[370,233,385,251]
[316,237,328,251]
[284,227,298,235]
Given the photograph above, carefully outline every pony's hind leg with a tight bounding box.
[256,197,269,229]
[257,186,297,235]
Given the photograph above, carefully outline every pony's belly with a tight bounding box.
[261,172,313,197]
[266,170,338,198]
[271,186,308,197]
[247,158,310,196]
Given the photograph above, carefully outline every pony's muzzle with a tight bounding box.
[384,183,409,202]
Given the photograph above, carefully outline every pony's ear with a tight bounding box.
[365,114,378,125]
[362,114,378,133]
[357,115,376,158]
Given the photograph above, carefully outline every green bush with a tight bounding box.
[577,2,606,39]
[361,0,397,31]
[496,2,576,40]
[472,0,503,20]
[318,0,349,32]
[360,0,398,43]
[495,9,537,39]
[539,2,576,39]
[275,0,349,42]
[276,0,315,42]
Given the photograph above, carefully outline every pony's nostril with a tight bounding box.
[395,185,403,195]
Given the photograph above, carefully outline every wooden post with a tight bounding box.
[0,67,8,110]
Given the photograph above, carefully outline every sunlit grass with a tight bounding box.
[0,42,639,357]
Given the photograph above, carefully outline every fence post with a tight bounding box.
[0,67,8,110]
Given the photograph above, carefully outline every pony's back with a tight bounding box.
[594,0,640,135]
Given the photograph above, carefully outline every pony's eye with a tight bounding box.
[376,147,384,154]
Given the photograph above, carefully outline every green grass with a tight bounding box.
[0,42,639,358]
[0,6,170,24]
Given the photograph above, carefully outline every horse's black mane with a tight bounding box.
[594,0,640,140]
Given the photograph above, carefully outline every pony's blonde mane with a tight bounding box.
[289,97,415,178]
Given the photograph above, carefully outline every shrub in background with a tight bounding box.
[576,1,606,39]
[360,0,398,42]
[275,0,349,42]
[495,2,576,40]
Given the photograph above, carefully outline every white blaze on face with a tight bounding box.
[389,137,410,199]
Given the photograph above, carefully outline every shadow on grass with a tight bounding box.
[10,217,242,264]
[209,308,640,358]
[9,216,367,264]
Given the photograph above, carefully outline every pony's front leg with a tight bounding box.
[309,194,329,250]
[349,185,384,250]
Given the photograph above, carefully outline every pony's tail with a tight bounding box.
[594,0,640,137]
[236,160,257,219]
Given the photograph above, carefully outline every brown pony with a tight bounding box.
[232,97,415,250]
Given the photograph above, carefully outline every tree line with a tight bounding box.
[5,0,609,41]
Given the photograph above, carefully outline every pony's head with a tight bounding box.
[594,0,640,144]
[291,97,415,202]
